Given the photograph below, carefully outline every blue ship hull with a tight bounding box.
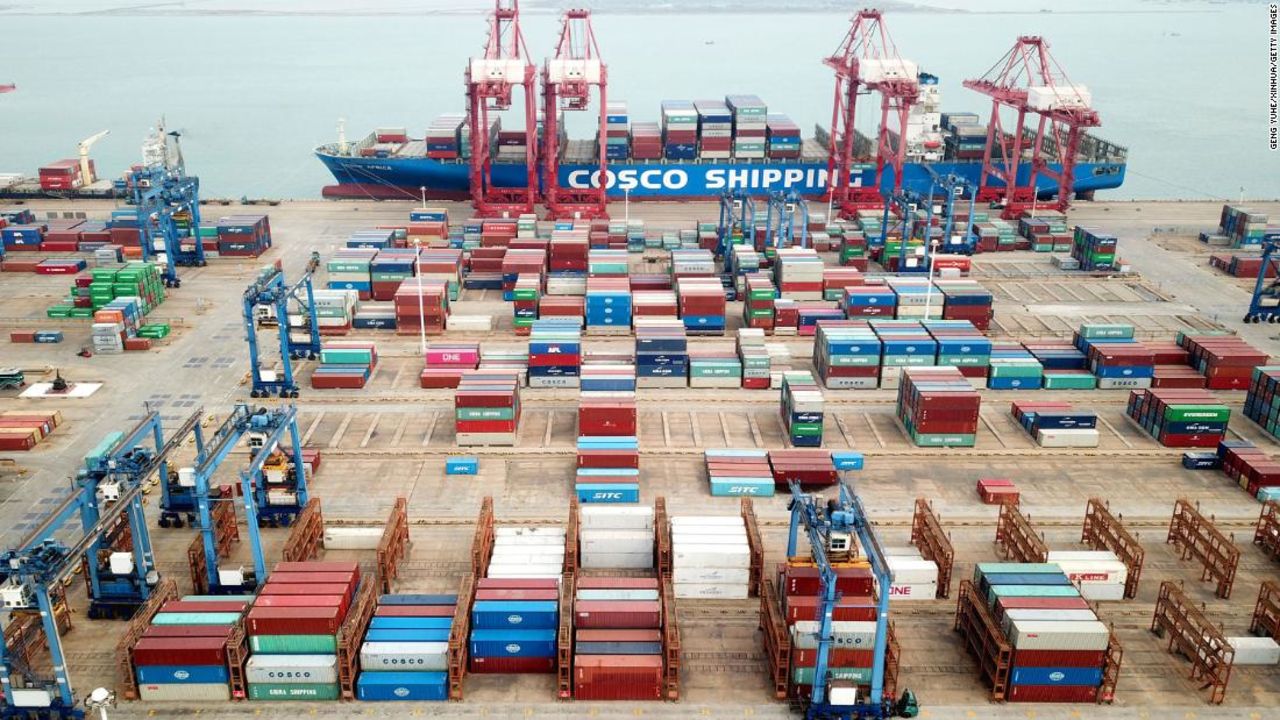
[316,149,1126,202]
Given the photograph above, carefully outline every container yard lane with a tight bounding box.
[2,198,1280,720]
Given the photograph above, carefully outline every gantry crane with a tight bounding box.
[878,188,932,273]
[189,404,308,594]
[824,9,919,217]
[1243,234,1280,323]
[786,480,917,720]
[0,407,200,717]
[716,189,756,257]
[765,190,810,250]
[77,130,109,186]
[114,120,204,287]
[466,0,539,217]
[924,169,977,255]
[541,8,608,220]
[963,36,1100,219]
[242,253,322,398]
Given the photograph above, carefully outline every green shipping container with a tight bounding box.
[1164,405,1230,423]
[789,422,824,437]
[456,407,515,421]
[152,612,240,626]
[975,563,1065,577]
[909,430,976,448]
[1043,373,1097,390]
[250,635,337,654]
[791,667,873,685]
[248,683,340,701]
[985,584,1082,601]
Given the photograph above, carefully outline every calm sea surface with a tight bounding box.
[0,2,1275,200]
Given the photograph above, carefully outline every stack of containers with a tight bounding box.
[501,248,547,300]
[661,101,698,160]
[1126,388,1230,447]
[822,268,861,302]
[897,367,981,447]
[705,449,774,497]
[943,117,986,161]
[882,547,940,601]
[631,122,663,160]
[471,526,563,674]
[512,273,541,334]
[603,102,631,160]
[886,278,941,321]
[780,555,879,696]
[765,114,802,159]
[975,563,1112,702]
[1010,401,1100,448]
[455,369,522,446]
[937,281,994,331]
[357,594,456,701]
[580,505,655,569]
[573,578,664,700]
[346,229,395,250]
[216,215,272,258]
[813,322,881,390]
[769,449,838,488]
[1178,333,1269,390]
[1218,205,1271,248]
[420,342,480,388]
[988,344,1044,390]
[743,274,776,331]
[1070,227,1118,271]
[550,228,590,273]
[873,320,937,389]
[245,561,360,701]
[1245,366,1280,440]
[671,515,751,599]
[576,435,641,503]
[425,114,465,159]
[313,289,358,335]
[393,279,449,335]
[0,410,62,452]
[1044,552,1128,602]
[585,276,633,334]
[774,248,824,300]
[780,371,825,447]
[326,249,374,295]
[737,328,772,389]
[1087,342,1155,390]
[632,290,679,319]
[726,95,767,159]
[634,317,688,388]
[529,319,582,388]
[694,100,733,159]
[677,276,727,335]
[927,320,992,374]
[312,341,378,389]
[688,345,742,388]
[1215,439,1280,500]
[132,596,248,701]
[843,284,897,319]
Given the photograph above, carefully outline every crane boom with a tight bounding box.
[78,129,110,185]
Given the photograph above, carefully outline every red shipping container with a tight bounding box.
[475,589,560,602]
[272,558,360,573]
[469,656,556,673]
[1007,685,1099,703]
[784,595,876,624]
[266,571,358,586]
[476,578,559,590]
[779,565,873,597]
[576,450,640,469]
[573,655,663,701]
[790,648,874,668]
[574,601,661,629]
[576,578,658,590]
[132,637,226,666]
[575,629,662,643]
[1012,649,1106,668]
[246,606,343,636]
[0,432,38,451]
[374,605,456,618]
[252,595,347,612]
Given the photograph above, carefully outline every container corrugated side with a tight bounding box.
[1007,620,1110,651]
[138,683,231,702]
[249,635,337,654]
[247,683,340,701]
[356,671,448,701]
[359,641,449,671]
[245,654,338,684]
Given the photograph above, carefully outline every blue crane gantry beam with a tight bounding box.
[114,129,203,288]
[786,479,914,720]
[1244,234,1280,324]
[0,407,202,718]
[923,168,977,256]
[242,253,322,398]
[765,189,810,250]
[717,190,756,257]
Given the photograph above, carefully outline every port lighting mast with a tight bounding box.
[963,36,1100,219]
[541,8,609,220]
[466,0,539,217]
[824,9,920,217]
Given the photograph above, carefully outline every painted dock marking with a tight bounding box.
[979,413,1008,449]
[543,410,555,447]
[662,412,671,448]
[834,414,854,448]
[360,413,381,448]
[391,413,407,446]
[421,411,439,447]
[390,361,405,388]
[864,413,886,449]
[719,412,731,446]
[748,413,763,448]
[328,412,353,449]
[301,411,324,446]
[690,412,701,447]
[1096,414,1133,449]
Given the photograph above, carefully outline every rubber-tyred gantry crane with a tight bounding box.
[541,8,608,220]
[963,36,1100,219]
[824,9,919,217]
[466,0,539,217]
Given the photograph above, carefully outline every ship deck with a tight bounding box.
[0,198,1276,719]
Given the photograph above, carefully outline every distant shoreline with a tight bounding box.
[0,8,1222,17]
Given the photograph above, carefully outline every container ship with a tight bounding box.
[316,76,1128,202]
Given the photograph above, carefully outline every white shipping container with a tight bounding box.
[670,516,745,527]
[246,654,339,684]
[887,582,938,601]
[580,530,653,554]
[486,563,563,579]
[673,582,749,599]
[882,546,923,558]
[1227,636,1280,665]
[671,531,748,545]
[576,589,659,602]
[673,544,750,568]
[580,506,654,530]
[1007,620,1110,651]
[1036,428,1100,448]
[1002,610,1099,638]
[1051,559,1128,586]
[581,552,653,569]
[495,526,566,539]
[488,550,565,565]
[359,641,449,671]
[9,689,53,708]
[885,557,938,584]
[323,526,382,550]
[1078,583,1126,602]
[139,684,231,702]
[790,620,878,649]
[672,566,749,584]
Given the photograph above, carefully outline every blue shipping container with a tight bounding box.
[471,601,559,630]
[357,671,448,701]
[1009,666,1103,687]
[365,629,450,643]
[469,629,557,658]
[135,664,229,684]
[369,617,454,631]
